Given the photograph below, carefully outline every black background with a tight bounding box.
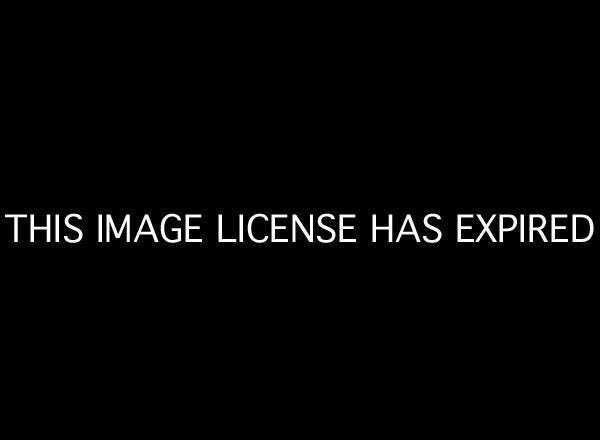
[1,6,597,434]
